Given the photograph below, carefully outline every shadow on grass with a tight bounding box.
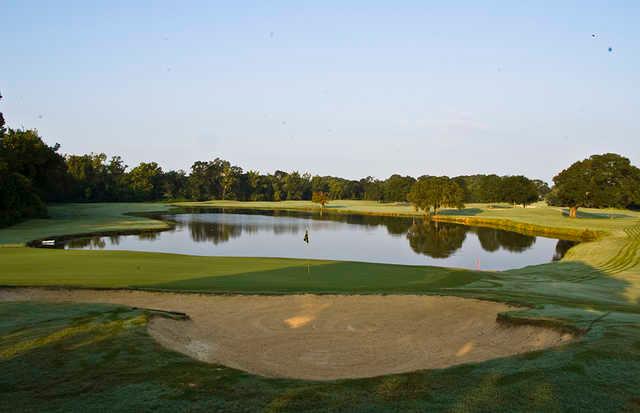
[561,209,631,219]
[145,261,485,294]
[436,208,483,216]
[144,259,640,312]
[457,260,640,312]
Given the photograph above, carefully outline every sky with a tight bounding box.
[1,1,639,183]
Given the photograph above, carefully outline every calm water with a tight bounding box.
[61,209,575,270]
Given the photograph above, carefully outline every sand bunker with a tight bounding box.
[0,289,573,380]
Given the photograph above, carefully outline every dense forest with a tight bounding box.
[1,96,639,227]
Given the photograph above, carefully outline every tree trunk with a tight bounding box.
[569,206,578,218]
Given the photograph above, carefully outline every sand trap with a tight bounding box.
[0,288,573,380]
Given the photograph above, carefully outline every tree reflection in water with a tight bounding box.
[188,221,244,244]
[66,237,107,249]
[407,221,539,258]
[138,232,160,241]
[406,221,467,258]
[60,209,577,262]
[553,239,578,261]
[474,227,536,253]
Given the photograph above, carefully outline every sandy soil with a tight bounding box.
[0,288,573,381]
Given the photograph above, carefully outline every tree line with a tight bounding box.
[2,96,639,227]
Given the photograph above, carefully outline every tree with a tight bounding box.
[0,170,46,227]
[343,180,364,199]
[407,176,465,215]
[104,156,129,200]
[0,91,5,137]
[383,174,415,202]
[1,128,69,201]
[0,94,48,227]
[311,175,330,193]
[500,175,538,208]
[188,158,227,201]
[328,178,346,200]
[312,191,329,213]
[66,153,110,201]
[246,170,273,201]
[161,170,188,200]
[220,163,242,200]
[361,176,384,201]
[128,162,163,201]
[283,171,307,200]
[532,179,551,200]
[479,175,503,203]
[271,170,288,201]
[553,153,640,217]
[188,161,212,201]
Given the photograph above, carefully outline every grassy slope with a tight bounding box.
[0,203,171,246]
[1,201,640,411]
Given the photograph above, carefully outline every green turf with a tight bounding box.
[1,201,640,411]
[0,203,171,246]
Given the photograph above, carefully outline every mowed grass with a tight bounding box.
[0,247,482,292]
[0,203,171,246]
[1,201,640,411]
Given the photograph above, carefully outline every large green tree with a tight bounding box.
[161,170,188,200]
[0,95,49,226]
[1,128,69,201]
[270,170,288,201]
[283,171,309,200]
[128,162,164,201]
[532,179,551,200]
[407,176,465,215]
[187,158,228,201]
[66,153,113,201]
[220,163,243,200]
[361,176,384,201]
[500,175,539,208]
[553,153,640,217]
[383,174,415,202]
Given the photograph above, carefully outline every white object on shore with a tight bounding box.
[41,240,55,246]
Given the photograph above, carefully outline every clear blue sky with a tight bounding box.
[2,1,639,182]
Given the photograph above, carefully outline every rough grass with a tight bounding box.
[1,201,640,411]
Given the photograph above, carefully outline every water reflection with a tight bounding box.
[407,221,467,259]
[553,239,578,261]
[66,237,107,249]
[138,232,160,241]
[60,209,576,269]
[474,227,536,253]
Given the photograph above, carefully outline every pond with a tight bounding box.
[60,209,576,270]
